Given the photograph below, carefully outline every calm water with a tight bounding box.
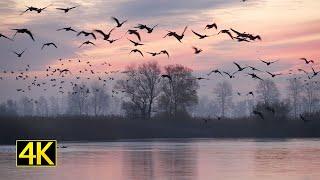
[1,139,320,180]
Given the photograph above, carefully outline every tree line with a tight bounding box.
[0,61,319,120]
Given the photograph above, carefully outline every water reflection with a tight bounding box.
[0,139,320,180]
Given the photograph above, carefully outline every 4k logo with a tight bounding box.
[16,140,57,167]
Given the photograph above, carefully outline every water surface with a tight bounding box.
[1,139,320,180]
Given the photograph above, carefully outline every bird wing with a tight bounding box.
[94,29,106,37]
[25,30,35,41]
[182,26,188,35]
[233,62,241,70]
[90,33,96,39]
[132,31,141,41]
[111,17,120,26]
[52,43,58,48]
[56,8,67,11]
[191,30,202,38]
[230,28,242,36]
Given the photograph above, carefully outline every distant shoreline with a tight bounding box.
[1,116,320,145]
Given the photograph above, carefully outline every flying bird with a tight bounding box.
[159,50,170,58]
[77,31,96,39]
[57,27,77,32]
[192,30,211,39]
[128,38,144,46]
[247,73,263,80]
[266,71,282,78]
[41,42,58,50]
[233,62,247,72]
[127,29,141,41]
[192,46,202,54]
[161,74,172,81]
[218,30,233,40]
[260,59,278,66]
[111,17,127,28]
[56,6,79,13]
[205,22,217,30]
[79,41,96,48]
[12,28,35,41]
[12,49,26,57]
[94,28,115,40]
[300,58,314,64]
[130,49,144,57]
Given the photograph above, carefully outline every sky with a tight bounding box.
[0,0,320,102]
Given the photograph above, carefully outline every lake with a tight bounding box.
[1,139,320,180]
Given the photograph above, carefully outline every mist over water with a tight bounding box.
[1,139,320,180]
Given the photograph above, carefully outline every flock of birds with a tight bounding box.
[0,2,319,122]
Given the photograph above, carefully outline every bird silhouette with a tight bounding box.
[130,49,144,57]
[111,17,127,27]
[146,52,158,56]
[57,27,77,32]
[266,71,282,78]
[223,71,236,79]
[159,50,170,58]
[0,33,13,41]
[12,28,35,41]
[218,30,233,39]
[205,22,217,30]
[56,6,79,13]
[247,73,263,80]
[146,24,158,33]
[107,37,122,44]
[300,58,314,64]
[164,26,188,43]
[260,59,278,66]
[207,69,223,76]
[94,28,115,40]
[41,42,58,50]
[77,31,96,39]
[192,46,202,54]
[79,41,95,48]
[36,4,52,13]
[12,49,26,57]
[311,67,319,78]
[161,74,172,81]
[192,30,211,39]
[20,6,39,15]
[128,38,144,46]
[233,62,247,72]
[126,29,141,41]
[59,69,71,75]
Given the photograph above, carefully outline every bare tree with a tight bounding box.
[158,64,199,119]
[35,96,49,117]
[302,81,319,113]
[214,81,233,117]
[287,78,303,118]
[115,61,161,119]
[256,79,280,105]
[90,83,110,116]
[49,96,59,116]
[19,96,34,116]
[67,84,90,115]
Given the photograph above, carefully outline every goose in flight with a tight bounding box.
[56,6,79,13]
[36,4,52,13]
[128,38,144,46]
[192,46,202,54]
[79,41,95,48]
[77,31,96,39]
[130,49,144,57]
[218,30,233,39]
[205,22,217,30]
[159,50,170,58]
[57,27,77,32]
[94,28,115,40]
[207,69,223,76]
[300,58,314,64]
[247,73,263,80]
[191,30,211,39]
[20,6,39,15]
[223,71,236,79]
[161,74,172,81]
[266,71,282,78]
[111,17,127,28]
[311,67,319,78]
[233,62,247,72]
[127,29,141,41]
[41,42,58,50]
[12,28,35,41]
[260,59,278,66]
[12,49,26,57]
